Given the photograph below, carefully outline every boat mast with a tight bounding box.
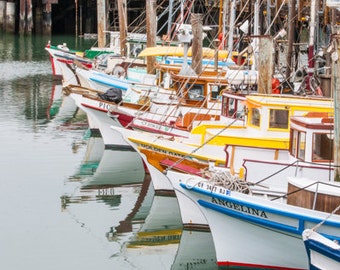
[167,0,174,39]
[227,0,236,61]
[307,0,317,90]
[285,0,296,81]
[218,0,228,50]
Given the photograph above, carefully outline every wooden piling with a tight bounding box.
[118,0,127,57]
[146,0,157,74]
[19,0,33,35]
[0,1,5,32]
[97,0,106,48]
[258,36,274,94]
[5,1,15,33]
[191,13,203,75]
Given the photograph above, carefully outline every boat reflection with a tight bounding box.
[106,174,153,238]
[60,148,150,260]
[117,193,183,268]
[171,230,217,270]
[81,148,145,188]
[47,83,79,123]
[69,135,104,180]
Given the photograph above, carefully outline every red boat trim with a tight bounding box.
[50,55,56,76]
[110,111,133,127]
[81,103,108,113]
[160,159,202,175]
[57,58,93,69]
[218,261,304,270]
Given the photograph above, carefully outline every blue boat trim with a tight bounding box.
[180,183,340,239]
[197,199,303,235]
[89,77,129,90]
[304,238,340,263]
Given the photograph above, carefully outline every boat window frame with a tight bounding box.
[290,129,299,157]
[289,128,306,160]
[209,84,227,101]
[186,83,204,101]
[268,108,289,130]
[312,132,334,162]
[297,131,306,160]
[250,107,261,127]
[221,95,245,119]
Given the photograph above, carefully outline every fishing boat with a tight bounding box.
[45,41,94,79]
[63,82,174,144]
[241,113,335,194]
[111,93,333,190]
[107,71,236,140]
[109,92,334,231]
[165,170,340,269]
[74,64,156,92]
[303,228,340,269]
[163,25,340,269]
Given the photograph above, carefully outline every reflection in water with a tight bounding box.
[47,83,79,123]
[81,149,145,188]
[119,194,183,268]
[70,135,104,179]
[172,230,217,270]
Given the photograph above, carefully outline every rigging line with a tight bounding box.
[161,2,184,42]
[264,0,286,35]
[254,160,299,186]
[187,96,220,131]
[164,118,239,172]
[270,179,322,201]
[312,203,340,231]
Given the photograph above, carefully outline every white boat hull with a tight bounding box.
[168,172,340,269]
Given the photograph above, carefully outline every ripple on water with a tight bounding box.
[0,60,51,82]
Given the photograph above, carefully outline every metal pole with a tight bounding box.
[75,0,78,37]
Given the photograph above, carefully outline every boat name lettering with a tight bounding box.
[140,120,170,132]
[211,197,268,218]
[140,144,184,158]
[98,102,111,111]
[198,181,231,195]
[97,188,114,195]
[138,234,181,243]
[185,259,208,267]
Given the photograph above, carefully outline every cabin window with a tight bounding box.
[269,109,289,129]
[297,132,306,160]
[210,85,226,100]
[312,133,333,162]
[250,108,260,127]
[187,84,204,101]
[290,129,306,160]
[290,129,298,157]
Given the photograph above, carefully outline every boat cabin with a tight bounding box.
[242,94,333,135]
[155,62,228,106]
[289,113,334,163]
